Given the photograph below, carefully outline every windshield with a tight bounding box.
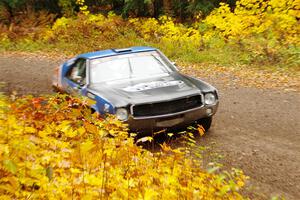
[89,51,173,83]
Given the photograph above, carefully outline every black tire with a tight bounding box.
[197,117,212,132]
[52,86,60,93]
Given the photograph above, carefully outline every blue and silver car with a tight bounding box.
[52,46,219,132]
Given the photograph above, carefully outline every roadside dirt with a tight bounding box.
[0,53,299,199]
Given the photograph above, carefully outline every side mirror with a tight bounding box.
[73,75,85,86]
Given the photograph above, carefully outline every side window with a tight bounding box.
[67,59,86,85]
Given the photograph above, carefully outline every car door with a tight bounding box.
[62,58,88,95]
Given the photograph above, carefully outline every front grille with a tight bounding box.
[132,95,202,117]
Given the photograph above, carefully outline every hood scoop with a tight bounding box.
[123,80,185,92]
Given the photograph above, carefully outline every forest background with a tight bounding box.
[0,0,299,70]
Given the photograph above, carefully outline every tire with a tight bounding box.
[52,86,64,94]
[52,85,60,93]
[197,117,212,132]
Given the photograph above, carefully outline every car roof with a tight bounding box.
[78,46,157,59]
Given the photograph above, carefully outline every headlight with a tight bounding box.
[116,108,129,121]
[204,93,216,105]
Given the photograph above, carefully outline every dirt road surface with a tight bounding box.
[1,53,299,199]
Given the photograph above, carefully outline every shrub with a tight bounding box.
[0,94,248,199]
[202,0,300,66]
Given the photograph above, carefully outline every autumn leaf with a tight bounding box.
[197,125,205,136]
[160,142,172,152]
[80,140,94,153]
[136,136,153,144]
[25,127,37,134]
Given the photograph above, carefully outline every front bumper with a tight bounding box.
[126,102,219,132]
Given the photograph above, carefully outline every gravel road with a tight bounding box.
[0,53,299,199]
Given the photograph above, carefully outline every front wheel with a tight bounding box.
[197,117,212,132]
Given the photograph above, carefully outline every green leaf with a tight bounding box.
[207,166,220,174]
[46,166,53,181]
[3,160,17,174]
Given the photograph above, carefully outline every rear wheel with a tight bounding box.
[197,117,212,132]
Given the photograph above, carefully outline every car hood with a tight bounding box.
[88,72,213,107]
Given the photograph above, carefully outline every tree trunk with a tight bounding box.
[162,0,172,16]
[153,0,162,18]
[1,1,13,24]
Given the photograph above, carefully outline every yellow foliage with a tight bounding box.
[76,0,90,15]
[52,17,71,31]
[130,15,201,46]
[26,0,297,67]
[0,94,248,199]
[203,0,300,46]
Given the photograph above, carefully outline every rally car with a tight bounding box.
[52,46,219,132]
